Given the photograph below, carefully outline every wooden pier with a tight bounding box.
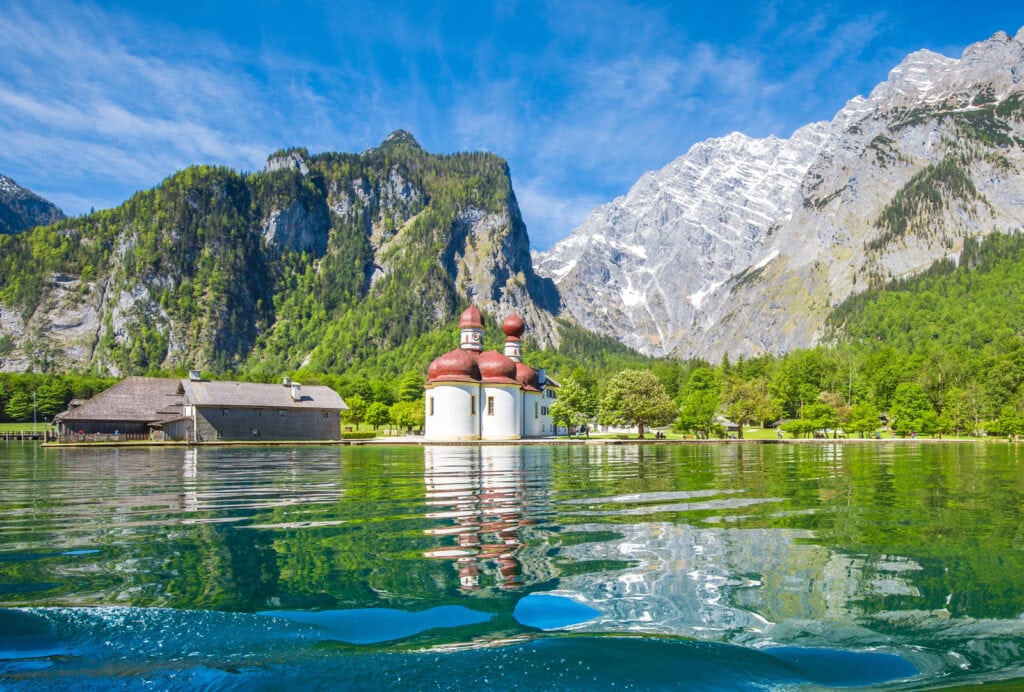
[2,429,53,442]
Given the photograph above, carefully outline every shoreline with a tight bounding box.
[34,436,992,449]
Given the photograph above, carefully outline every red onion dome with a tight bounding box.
[427,348,480,383]
[459,305,484,328]
[501,313,525,339]
[515,362,540,391]
[478,350,518,383]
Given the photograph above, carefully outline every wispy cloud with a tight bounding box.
[0,0,1010,250]
[0,1,281,212]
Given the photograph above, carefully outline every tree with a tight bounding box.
[371,379,395,406]
[800,401,839,437]
[889,382,934,437]
[343,394,368,428]
[35,379,70,420]
[675,367,720,438]
[5,387,33,422]
[396,371,425,403]
[366,401,391,432]
[548,376,598,437]
[847,402,881,438]
[598,369,677,438]
[722,376,772,439]
[390,400,425,433]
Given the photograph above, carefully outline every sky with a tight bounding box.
[0,2,1021,250]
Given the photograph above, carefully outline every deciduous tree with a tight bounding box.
[598,370,677,438]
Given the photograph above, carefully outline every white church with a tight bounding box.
[424,305,559,440]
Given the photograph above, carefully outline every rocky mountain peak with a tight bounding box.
[380,130,422,149]
[0,174,65,235]
[265,148,311,176]
[536,25,1024,361]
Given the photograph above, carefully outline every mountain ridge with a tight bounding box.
[536,26,1024,361]
[0,174,65,235]
[0,133,560,375]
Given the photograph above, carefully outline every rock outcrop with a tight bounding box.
[0,174,64,235]
[537,27,1024,361]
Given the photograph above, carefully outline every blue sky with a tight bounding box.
[0,1,1021,250]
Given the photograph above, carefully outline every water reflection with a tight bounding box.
[423,446,531,590]
[548,519,928,639]
[5,442,1024,687]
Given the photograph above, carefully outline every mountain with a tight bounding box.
[534,124,827,355]
[0,132,559,374]
[0,175,64,235]
[536,27,1024,361]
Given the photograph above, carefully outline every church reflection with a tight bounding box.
[423,446,532,590]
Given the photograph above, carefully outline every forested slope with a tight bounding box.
[0,132,558,376]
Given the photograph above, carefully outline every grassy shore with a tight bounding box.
[0,422,54,432]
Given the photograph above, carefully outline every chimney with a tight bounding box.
[291,383,302,401]
[188,370,202,382]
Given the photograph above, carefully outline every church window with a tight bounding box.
[470,395,476,415]
[487,396,495,415]
[429,397,434,416]
[534,402,538,418]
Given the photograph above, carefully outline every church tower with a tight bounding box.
[459,305,485,351]
[502,313,525,362]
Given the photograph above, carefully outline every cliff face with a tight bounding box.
[534,123,827,355]
[536,28,1024,361]
[0,174,64,235]
[0,132,559,374]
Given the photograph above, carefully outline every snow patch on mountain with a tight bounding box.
[536,27,1024,361]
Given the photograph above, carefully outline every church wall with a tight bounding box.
[480,384,522,440]
[523,391,543,438]
[425,383,481,440]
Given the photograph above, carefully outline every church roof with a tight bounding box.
[428,348,481,383]
[479,350,518,384]
[459,305,484,328]
[502,313,525,339]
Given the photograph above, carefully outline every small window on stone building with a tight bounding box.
[278,410,285,417]
[221,408,228,416]
[322,412,329,418]
[487,396,494,415]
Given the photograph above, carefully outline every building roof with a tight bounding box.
[459,304,484,328]
[56,376,348,426]
[182,380,348,410]
[502,313,525,339]
[55,377,184,423]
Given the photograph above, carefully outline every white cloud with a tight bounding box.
[0,1,284,213]
[514,177,606,251]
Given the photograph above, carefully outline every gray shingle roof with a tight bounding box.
[55,377,184,423]
[56,377,348,425]
[182,380,348,410]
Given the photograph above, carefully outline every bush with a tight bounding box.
[342,431,376,440]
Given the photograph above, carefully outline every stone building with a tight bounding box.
[55,375,347,442]
[424,305,559,441]
[54,377,184,439]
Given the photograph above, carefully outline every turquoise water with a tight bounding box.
[1,441,1023,689]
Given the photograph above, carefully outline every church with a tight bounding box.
[424,305,559,440]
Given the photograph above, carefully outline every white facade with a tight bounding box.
[480,384,522,440]
[425,383,481,441]
[423,307,558,441]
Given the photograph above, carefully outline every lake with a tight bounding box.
[1,441,1023,689]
